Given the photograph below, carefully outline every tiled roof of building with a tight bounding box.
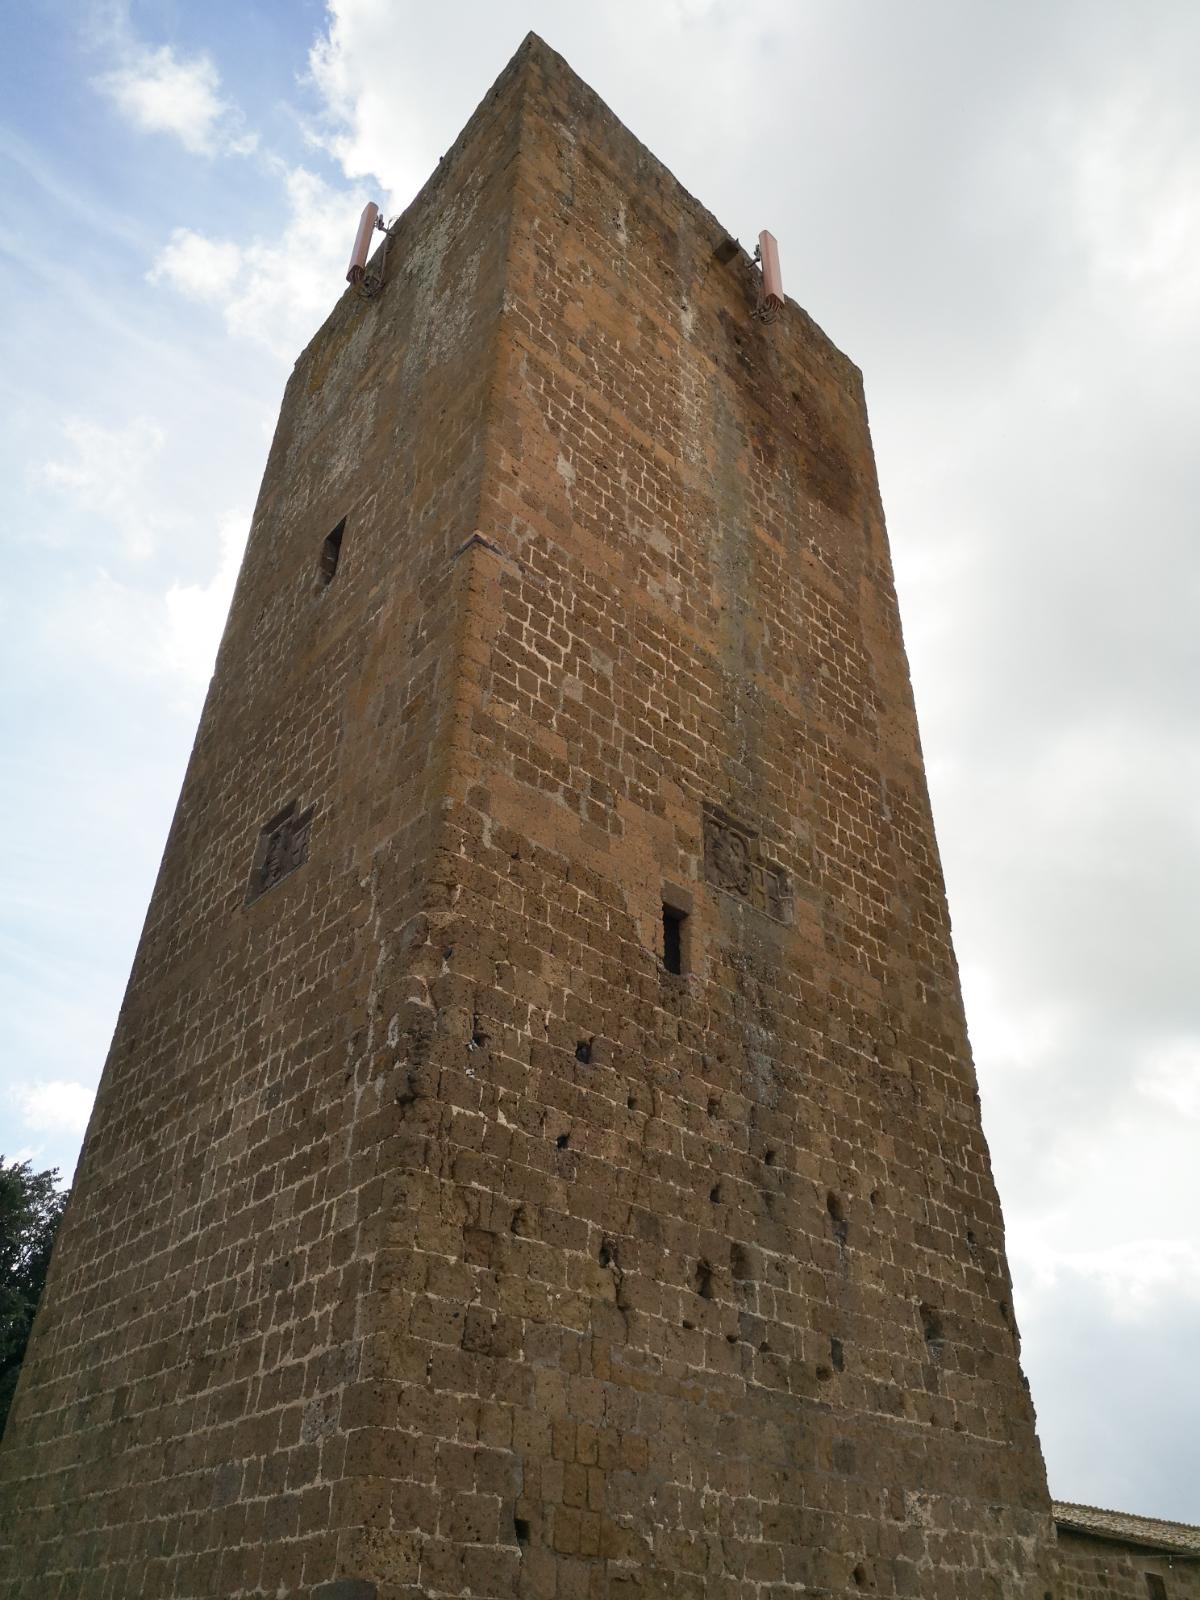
[1054,1502,1200,1558]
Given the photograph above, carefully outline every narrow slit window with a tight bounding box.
[318,518,346,586]
[662,904,686,975]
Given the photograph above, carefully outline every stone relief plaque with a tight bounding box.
[245,800,315,905]
[763,865,793,924]
[704,812,755,898]
[703,807,792,923]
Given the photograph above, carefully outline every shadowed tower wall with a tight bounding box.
[0,35,1056,1600]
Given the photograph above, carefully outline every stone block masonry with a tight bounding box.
[1056,1531,1200,1600]
[1053,1506,1200,1600]
[0,33,1060,1599]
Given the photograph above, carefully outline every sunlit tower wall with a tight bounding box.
[0,35,1057,1600]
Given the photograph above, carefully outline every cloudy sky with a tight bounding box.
[3,0,1198,1523]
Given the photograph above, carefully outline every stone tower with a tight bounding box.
[0,35,1056,1599]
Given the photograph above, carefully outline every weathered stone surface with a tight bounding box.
[1056,1529,1200,1600]
[1053,1506,1200,1599]
[0,33,1060,1598]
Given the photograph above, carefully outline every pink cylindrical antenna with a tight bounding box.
[758,230,784,312]
[346,202,381,285]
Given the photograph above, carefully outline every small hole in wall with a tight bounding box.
[514,1516,530,1546]
[763,1148,777,1166]
[627,1094,639,1110]
[555,1132,570,1150]
[853,1563,868,1588]
[575,1038,592,1063]
[510,1206,527,1235]
[831,1336,845,1372]
[827,1191,849,1243]
[598,1241,614,1269]
[710,1183,722,1203]
[693,1260,714,1300]
[966,1228,978,1250]
[318,517,345,586]
[707,1096,721,1117]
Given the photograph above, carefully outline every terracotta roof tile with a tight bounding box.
[1054,1501,1200,1557]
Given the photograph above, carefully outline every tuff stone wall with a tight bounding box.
[0,45,527,1600]
[1,33,1056,1600]
[1055,1532,1200,1600]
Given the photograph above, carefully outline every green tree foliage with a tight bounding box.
[0,1158,69,1438]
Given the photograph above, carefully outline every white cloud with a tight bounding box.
[40,568,165,681]
[228,168,362,354]
[961,964,1071,1076]
[306,1,430,201]
[302,1,791,212]
[94,43,251,157]
[37,415,166,559]
[149,167,365,358]
[38,509,248,692]
[1016,1235,1200,1319]
[12,1080,95,1136]
[149,228,243,301]
[1015,1263,1200,1521]
[1138,1038,1200,1120]
[1064,87,1200,331]
[162,510,247,683]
